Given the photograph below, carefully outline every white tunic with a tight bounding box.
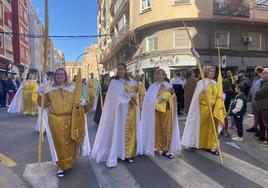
[181,78,216,148]
[92,79,140,167]
[138,81,181,156]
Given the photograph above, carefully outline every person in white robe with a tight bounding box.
[181,66,224,155]
[92,63,140,167]
[8,73,38,115]
[139,68,181,158]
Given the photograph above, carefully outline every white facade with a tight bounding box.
[28,0,44,72]
[28,0,63,73]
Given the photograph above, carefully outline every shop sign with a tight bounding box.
[150,56,176,66]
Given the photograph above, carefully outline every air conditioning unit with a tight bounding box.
[243,36,252,44]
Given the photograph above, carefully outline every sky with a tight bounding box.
[32,0,98,62]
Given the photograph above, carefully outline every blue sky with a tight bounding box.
[32,0,98,62]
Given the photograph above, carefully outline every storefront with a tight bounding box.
[127,54,197,82]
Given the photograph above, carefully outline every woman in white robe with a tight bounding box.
[92,63,140,167]
[139,68,181,158]
[8,73,38,115]
[181,66,222,155]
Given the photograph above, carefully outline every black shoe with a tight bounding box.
[163,151,174,159]
[125,158,134,163]
[207,149,219,156]
[246,127,258,133]
[255,132,260,137]
[57,170,64,178]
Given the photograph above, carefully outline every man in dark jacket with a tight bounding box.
[0,75,7,107]
[247,66,264,134]
[233,69,250,98]
[171,73,184,115]
[255,68,268,144]
[6,75,18,104]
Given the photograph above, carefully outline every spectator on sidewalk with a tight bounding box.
[15,76,21,88]
[171,73,184,115]
[255,68,268,144]
[184,69,197,114]
[0,75,8,107]
[7,75,18,105]
[223,71,234,112]
[247,66,264,135]
[229,84,248,141]
[232,70,250,98]
[222,71,234,135]
[0,79,3,106]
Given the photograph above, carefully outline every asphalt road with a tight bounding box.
[0,107,268,188]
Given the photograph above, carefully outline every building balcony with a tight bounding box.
[111,26,129,47]
[213,1,250,17]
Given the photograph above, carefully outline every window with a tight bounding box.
[146,35,158,51]
[118,14,127,33]
[215,0,227,9]
[256,0,268,8]
[0,34,3,48]
[173,0,191,5]
[0,4,2,20]
[4,7,12,28]
[5,33,13,54]
[25,32,29,42]
[24,10,27,22]
[215,31,230,49]
[21,48,24,59]
[114,0,124,14]
[248,32,262,50]
[20,27,24,39]
[140,0,151,12]
[173,29,191,49]
[19,5,23,17]
[25,50,28,62]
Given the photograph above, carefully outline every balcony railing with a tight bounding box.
[111,26,129,47]
[213,1,250,17]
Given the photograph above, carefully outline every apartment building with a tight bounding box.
[12,0,30,76]
[0,0,14,76]
[98,0,268,79]
[65,61,83,81]
[82,44,103,79]
[28,0,44,73]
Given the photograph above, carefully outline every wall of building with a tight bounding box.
[99,0,268,80]
[0,0,14,73]
[82,44,103,79]
[28,0,43,72]
[130,0,214,31]
[65,62,82,81]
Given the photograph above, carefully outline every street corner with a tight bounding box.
[23,161,58,188]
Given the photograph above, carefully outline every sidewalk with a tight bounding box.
[228,114,268,152]
[0,163,29,188]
